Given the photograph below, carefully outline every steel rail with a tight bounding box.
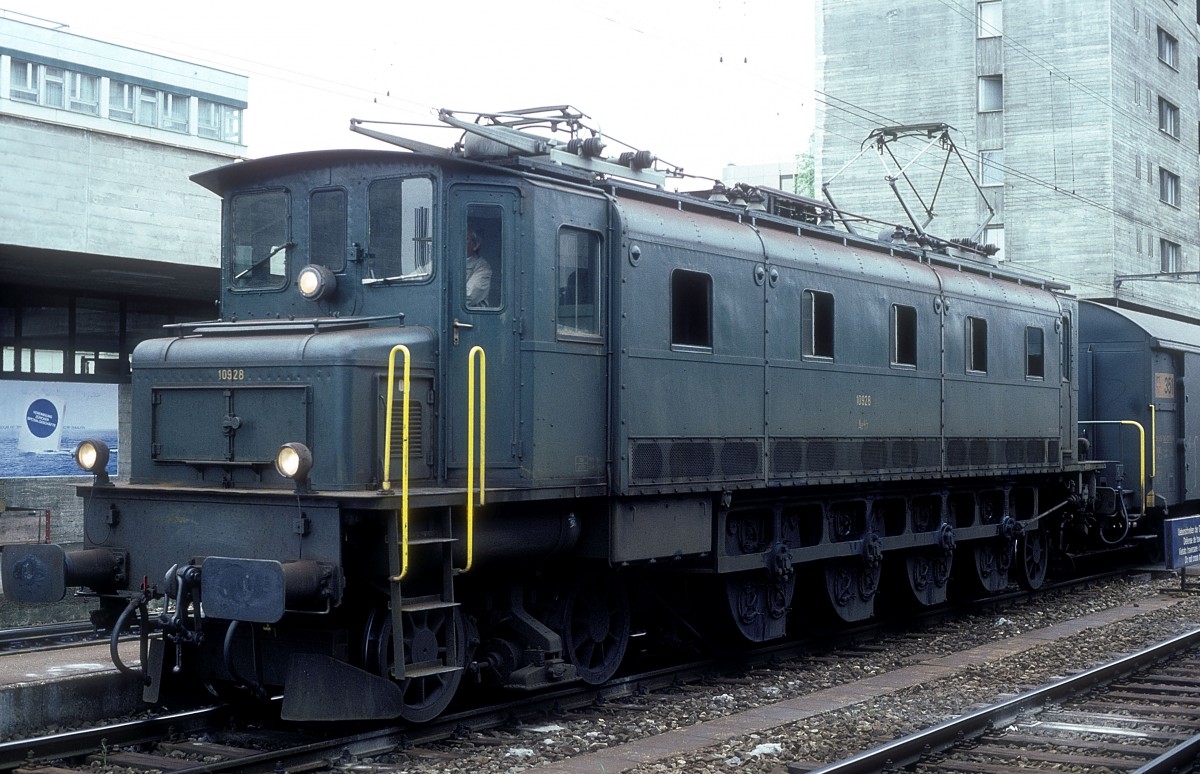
[0,706,230,769]
[804,627,1200,774]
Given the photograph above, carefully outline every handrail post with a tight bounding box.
[383,345,411,580]
[464,346,486,573]
[1079,419,1147,515]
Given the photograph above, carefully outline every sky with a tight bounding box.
[6,0,817,182]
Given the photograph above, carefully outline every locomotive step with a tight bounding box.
[405,536,458,546]
[399,598,461,613]
[400,663,463,680]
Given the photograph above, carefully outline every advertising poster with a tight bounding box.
[0,382,118,477]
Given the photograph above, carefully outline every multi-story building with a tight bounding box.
[723,160,800,193]
[0,13,246,547]
[817,0,1200,319]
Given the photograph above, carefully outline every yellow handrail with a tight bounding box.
[383,344,411,580]
[463,345,486,573]
[1148,403,1157,479]
[1079,419,1147,512]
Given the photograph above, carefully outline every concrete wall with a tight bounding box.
[0,476,89,549]
[0,115,228,267]
[816,0,981,236]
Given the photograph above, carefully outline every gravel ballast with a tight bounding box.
[368,572,1198,773]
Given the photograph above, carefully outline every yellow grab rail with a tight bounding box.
[383,344,411,580]
[1079,419,1147,513]
[1148,403,1157,480]
[463,345,486,573]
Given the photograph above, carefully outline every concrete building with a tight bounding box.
[723,160,800,193]
[816,0,1200,319]
[0,13,246,546]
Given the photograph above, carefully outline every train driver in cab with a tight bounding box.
[465,228,492,307]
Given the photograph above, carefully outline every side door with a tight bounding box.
[446,185,522,480]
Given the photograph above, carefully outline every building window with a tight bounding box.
[803,289,835,358]
[978,75,1003,112]
[977,1,1002,37]
[199,99,243,143]
[42,66,66,108]
[891,304,917,367]
[162,92,189,133]
[979,149,1004,186]
[1159,27,1179,69]
[984,225,1005,258]
[109,81,135,122]
[9,59,38,102]
[1160,97,1180,138]
[110,80,191,133]
[1026,327,1045,379]
[1160,168,1181,207]
[136,87,160,126]
[671,270,713,349]
[1161,238,1182,273]
[557,227,602,339]
[966,317,988,373]
[68,72,100,114]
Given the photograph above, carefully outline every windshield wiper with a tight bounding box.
[234,242,295,281]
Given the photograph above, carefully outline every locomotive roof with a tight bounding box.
[190,109,1070,298]
[189,147,501,196]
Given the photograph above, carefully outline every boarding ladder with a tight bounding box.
[381,345,485,686]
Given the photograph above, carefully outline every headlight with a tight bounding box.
[275,442,313,482]
[75,439,110,473]
[297,264,336,300]
[74,439,112,485]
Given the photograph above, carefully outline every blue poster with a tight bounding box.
[0,383,118,477]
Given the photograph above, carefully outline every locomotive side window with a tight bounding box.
[891,304,917,367]
[368,177,434,281]
[230,190,289,290]
[966,316,988,373]
[557,227,602,339]
[671,269,712,349]
[310,189,347,272]
[1026,326,1045,379]
[804,289,835,359]
[465,205,502,309]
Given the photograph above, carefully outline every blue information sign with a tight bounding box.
[25,398,59,438]
[1164,516,1200,570]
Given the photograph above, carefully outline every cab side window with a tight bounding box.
[671,269,712,349]
[966,316,988,373]
[1026,326,1045,379]
[804,289,834,359]
[368,177,433,281]
[465,204,503,309]
[557,227,602,338]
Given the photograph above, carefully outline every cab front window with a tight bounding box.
[230,190,289,290]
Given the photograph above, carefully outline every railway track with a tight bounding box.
[0,622,106,654]
[800,627,1200,773]
[0,570,1160,773]
[0,651,750,772]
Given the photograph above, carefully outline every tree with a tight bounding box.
[795,151,814,198]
